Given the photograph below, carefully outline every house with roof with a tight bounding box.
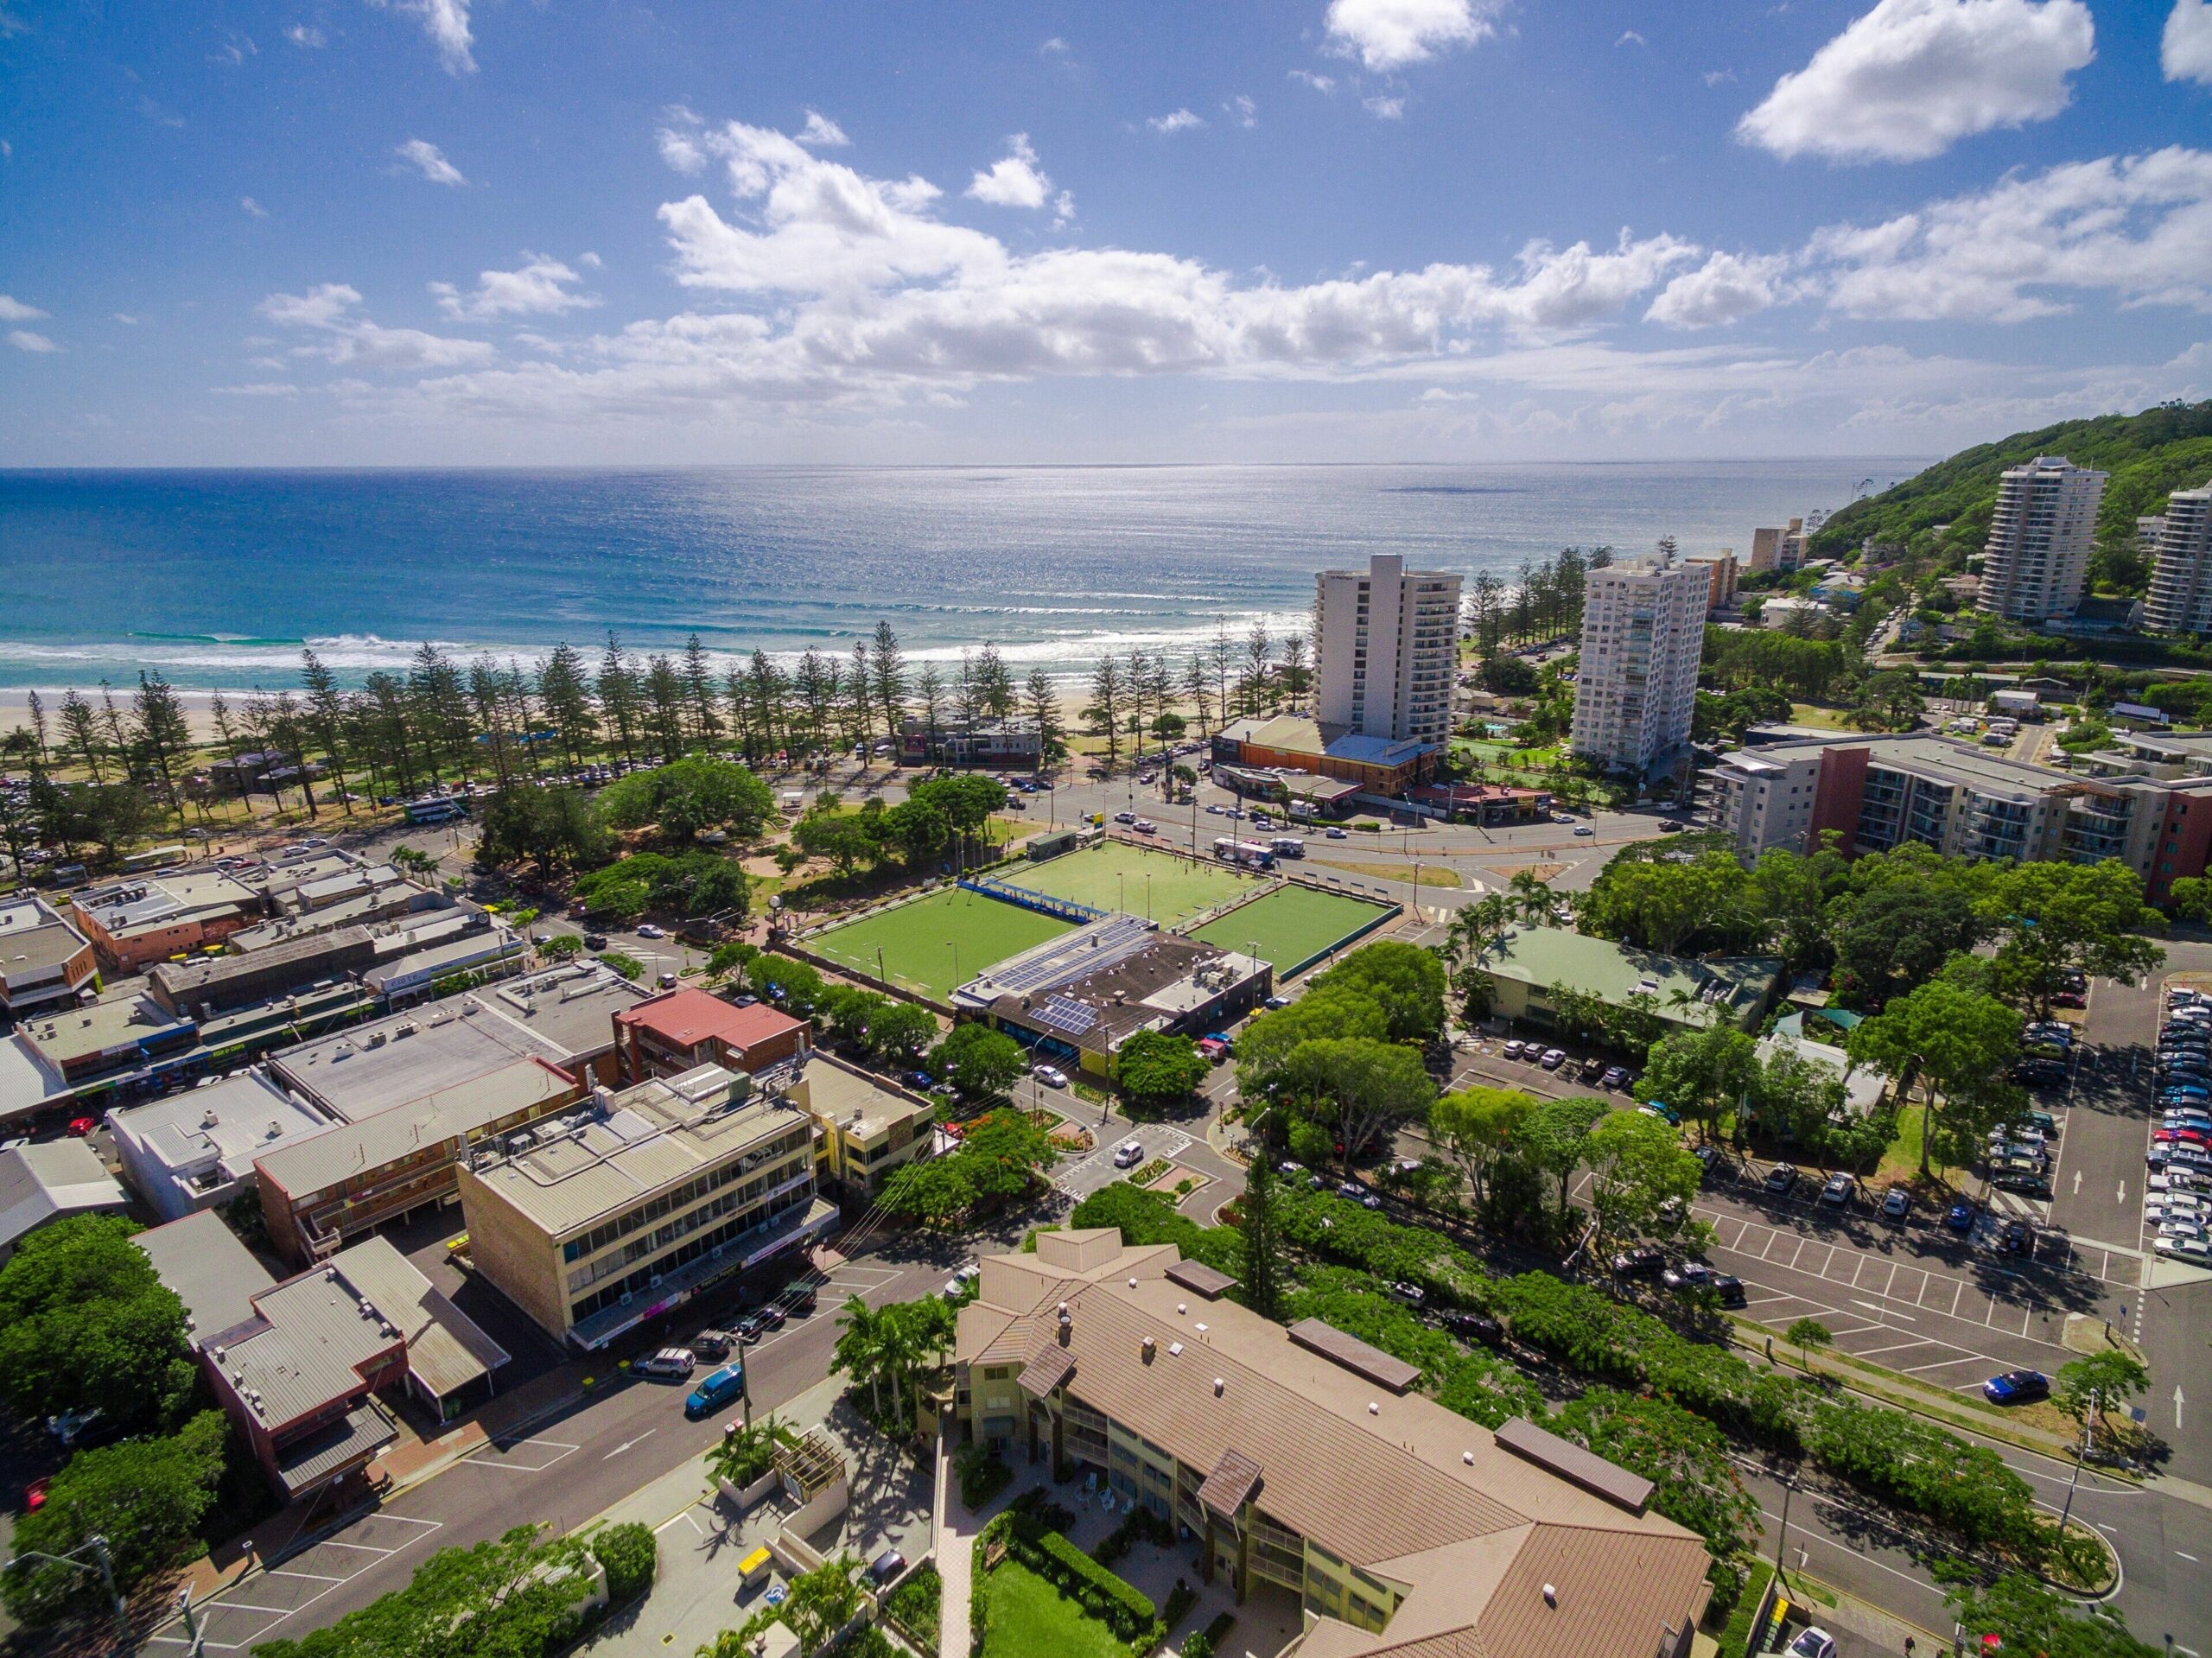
[0,1140,127,1266]
[1463,926,1781,1035]
[613,986,810,1085]
[69,868,262,973]
[136,1211,510,1498]
[1212,714,1442,797]
[954,1229,1711,1658]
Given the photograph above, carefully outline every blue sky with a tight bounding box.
[2,0,2208,465]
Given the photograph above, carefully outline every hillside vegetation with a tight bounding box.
[1811,401,2212,591]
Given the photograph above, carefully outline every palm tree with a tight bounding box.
[833,1295,888,1413]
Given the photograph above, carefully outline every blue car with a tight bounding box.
[685,1362,747,1419]
[1982,1369,2050,1405]
[1944,1198,1977,1233]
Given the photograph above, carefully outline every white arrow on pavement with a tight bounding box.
[603,1428,658,1461]
[2177,1386,2186,1431]
[2120,1181,2128,1204]
[2074,1169,2083,1196]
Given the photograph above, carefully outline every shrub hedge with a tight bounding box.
[977,1509,1163,1648]
[589,1522,658,1605]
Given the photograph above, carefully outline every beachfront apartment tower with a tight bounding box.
[2145,484,2212,636]
[1313,554,1462,744]
[1975,455,2108,625]
[1569,551,1706,776]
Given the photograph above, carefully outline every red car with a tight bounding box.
[66,1116,97,1138]
[24,1477,49,1511]
[2156,1128,2211,1147]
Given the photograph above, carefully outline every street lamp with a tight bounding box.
[6,1534,128,1649]
[1773,1475,1795,1579]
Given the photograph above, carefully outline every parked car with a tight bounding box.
[1601,1065,1629,1089]
[1032,1064,1070,1088]
[1503,1039,1526,1061]
[868,1548,908,1587]
[1388,1281,1427,1307]
[1945,1198,1978,1232]
[66,1116,96,1138]
[1881,1187,1912,1221]
[737,1309,775,1341]
[1337,1180,1367,1200]
[1640,1101,1681,1125]
[1999,1219,2035,1256]
[691,1329,734,1360]
[1714,1274,1748,1308]
[1662,1261,1715,1291]
[1579,1057,1607,1083]
[1819,1173,1855,1207]
[1113,1140,1147,1170]
[1611,1247,1666,1279]
[686,1363,747,1418]
[786,1285,817,1317]
[1540,1048,1567,1070]
[2156,1235,2212,1264]
[1443,1310,1505,1344]
[1993,1171,2053,1197]
[632,1348,696,1381]
[1983,1369,2050,1405]
[1785,1629,1838,1658]
[1764,1163,1798,1196]
[583,932,609,950]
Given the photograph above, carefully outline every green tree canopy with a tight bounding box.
[1275,1036,1436,1172]
[1581,1109,1702,1248]
[1554,1387,1758,1559]
[1635,1025,1758,1144]
[933,1022,1028,1102]
[1847,981,2024,1174]
[1979,861,2166,1014]
[477,783,612,875]
[1576,845,1762,958]
[1306,940,1448,1044]
[0,1213,194,1433]
[867,1001,939,1067]
[1827,879,1986,1009]
[1516,1096,1610,1219]
[597,754,774,842]
[1114,1030,1211,1115]
[1427,1086,1535,1208]
[1234,985,1390,1094]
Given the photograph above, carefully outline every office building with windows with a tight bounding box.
[456,1062,836,1350]
[1313,554,1462,745]
[1975,455,2107,625]
[953,1228,1712,1658]
[1568,552,1706,776]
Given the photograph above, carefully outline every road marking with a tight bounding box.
[1854,1338,1933,1357]
[1853,1299,1910,1319]
[2177,1384,2188,1430]
[2178,1550,2201,1563]
[1903,1354,1988,1373]
[2075,1168,2082,1196]
[1949,1280,1965,1316]
[1881,1261,1897,1296]
[604,1427,658,1460]
[1789,1238,1808,1269]
[266,1569,346,1583]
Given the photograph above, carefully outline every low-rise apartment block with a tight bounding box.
[953,1228,1711,1658]
[107,1067,333,1222]
[71,868,261,972]
[790,1053,935,1197]
[456,1062,835,1350]
[1461,925,1781,1035]
[0,893,98,1017]
[613,987,810,1085]
[899,716,1043,769]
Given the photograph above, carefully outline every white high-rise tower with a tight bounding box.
[1313,554,1462,744]
[1975,455,2107,624]
[1569,551,1706,775]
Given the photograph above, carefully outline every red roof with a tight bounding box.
[617,987,805,1054]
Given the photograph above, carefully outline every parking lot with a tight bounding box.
[152,1513,447,1652]
[1054,1121,1192,1201]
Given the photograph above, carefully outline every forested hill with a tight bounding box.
[1810,401,2212,575]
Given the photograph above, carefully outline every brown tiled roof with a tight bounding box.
[1197,1447,1262,1519]
[1494,1416,1652,1514]
[1165,1258,1236,1299]
[1017,1345,1075,1401]
[1289,1318,1421,1394]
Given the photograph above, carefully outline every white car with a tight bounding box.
[2155,1235,2212,1264]
[632,1348,696,1380]
[1113,1140,1146,1169]
[2152,1168,2212,1192]
[636,923,666,939]
[2149,1192,2208,1219]
[1785,1630,1837,1658]
[1033,1064,1070,1088]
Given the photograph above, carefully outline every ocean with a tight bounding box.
[0,461,1929,693]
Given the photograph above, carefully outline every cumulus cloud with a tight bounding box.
[967,133,1053,209]
[213,381,299,396]
[371,0,475,74]
[1363,95,1407,119]
[1646,251,1796,327]
[798,110,850,147]
[284,23,325,47]
[9,329,57,353]
[430,256,600,321]
[0,295,48,321]
[1324,0,1497,72]
[1288,69,1336,92]
[1808,147,2212,321]
[1617,30,1646,46]
[241,195,269,217]
[1147,108,1205,134]
[1738,0,2094,162]
[2169,1,2212,84]
[396,138,466,186]
[1225,94,1258,128]
[259,282,494,368]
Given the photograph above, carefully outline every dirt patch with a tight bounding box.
[1146,1164,1211,1199]
[1484,862,1565,884]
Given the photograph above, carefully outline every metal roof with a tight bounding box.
[1164,1258,1236,1300]
[0,1140,127,1253]
[133,1210,276,1343]
[271,1401,397,1498]
[270,997,574,1122]
[328,1235,508,1401]
[255,1058,575,1198]
[1288,1318,1421,1394]
[1494,1416,1653,1515]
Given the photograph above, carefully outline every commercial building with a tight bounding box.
[899,716,1043,769]
[455,1062,836,1350]
[0,894,98,1017]
[107,1067,334,1222]
[0,1140,127,1265]
[613,987,810,1085]
[256,1055,582,1264]
[953,1229,1711,1658]
[1313,553,1462,745]
[1748,519,1810,574]
[1212,714,1440,797]
[147,926,382,1017]
[137,1212,508,1498]
[954,913,1271,1077]
[1461,925,1779,1035]
[790,1054,935,1197]
[1406,780,1552,825]
[70,868,262,973]
[2145,483,2212,636]
[1568,551,1706,777]
[1708,730,2212,904]
[1682,549,1738,613]
[1976,455,2107,625]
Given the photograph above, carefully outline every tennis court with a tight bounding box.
[808,886,1076,1000]
[987,841,1262,930]
[1189,883,1395,975]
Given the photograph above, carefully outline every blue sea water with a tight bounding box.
[0,461,1928,692]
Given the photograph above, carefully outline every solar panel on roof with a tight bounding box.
[1038,995,1097,1037]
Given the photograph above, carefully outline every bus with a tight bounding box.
[1212,836,1276,871]
[1268,836,1306,860]
[404,797,468,825]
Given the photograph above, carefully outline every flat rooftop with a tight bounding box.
[73,869,257,936]
[1222,714,1435,768]
[793,1053,932,1140]
[0,895,91,975]
[149,925,376,1005]
[270,995,575,1122]
[464,1063,811,1238]
[0,1140,126,1250]
[978,931,1262,1052]
[135,1209,276,1343]
[109,1068,334,1185]
[1722,731,2077,801]
[17,993,195,1071]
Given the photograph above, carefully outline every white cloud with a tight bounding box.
[1040,36,1071,56]
[396,138,466,186]
[1147,109,1205,134]
[2169,1,2212,84]
[284,23,325,47]
[967,133,1053,209]
[371,0,475,74]
[1738,0,2094,162]
[430,255,600,320]
[1225,94,1258,128]
[1617,30,1646,46]
[1288,69,1336,92]
[9,329,57,353]
[798,110,850,148]
[1809,147,2212,321]
[578,251,603,270]
[1702,69,1735,87]
[241,195,269,217]
[1324,0,1497,71]
[0,294,48,321]
[259,282,494,368]
[113,313,140,325]
[1363,95,1407,119]
[213,381,299,396]
[1646,251,1795,327]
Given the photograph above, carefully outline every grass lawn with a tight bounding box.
[1876,1096,1956,1187]
[979,1561,1129,1658]
[988,841,1262,929]
[1190,882,1395,975]
[1306,857,1462,888]
[809,886,1075,998]
[1788,703,1872,732]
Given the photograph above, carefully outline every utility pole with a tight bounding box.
[1773,1477,1795,1579]
[5,1533,128,1652]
